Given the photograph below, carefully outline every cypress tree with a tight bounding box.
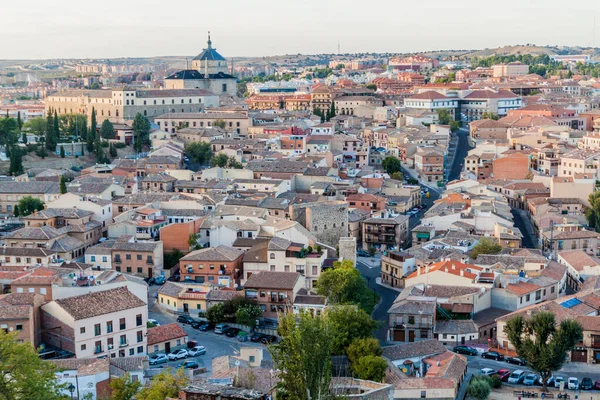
[88,108,97,152]
[46,109,56,151]
[60,175,67,194]
[16,111,22,130]
[53,110,60,142]
[59,146,65,158]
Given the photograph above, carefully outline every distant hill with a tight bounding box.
[419,45,600,61]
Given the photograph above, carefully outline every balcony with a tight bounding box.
[146,259,154,265]
[119,341,128,348]
[114,258,122,264]
[94,346,104,354]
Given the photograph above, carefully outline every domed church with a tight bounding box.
[165,32,237,96]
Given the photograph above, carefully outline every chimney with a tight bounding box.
[460,270,464,277]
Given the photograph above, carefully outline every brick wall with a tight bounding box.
[41,310,75,354]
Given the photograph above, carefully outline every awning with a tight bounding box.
[416,232,430,239]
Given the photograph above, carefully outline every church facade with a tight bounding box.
[165,33,237,97]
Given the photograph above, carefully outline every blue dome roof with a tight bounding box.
[193,32,226,61]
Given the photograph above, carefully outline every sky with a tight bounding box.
[2,0,599,60]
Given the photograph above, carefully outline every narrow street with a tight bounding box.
[511,209,538,248]
[448,129,470,182]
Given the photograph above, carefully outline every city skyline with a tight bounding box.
[2,0,599,60]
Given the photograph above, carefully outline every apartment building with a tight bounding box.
[179,246,245,288]
[0,292,45,346]
[381,252,416,289]
[244,271,305,320]
[0,181,60,215]
[112,241,164,279]
[362,215,410,251]
[492,62,529,78]
[41,287,147,359]
[387,297,436,342]
[414,147,445,182]
[155,112,251,135]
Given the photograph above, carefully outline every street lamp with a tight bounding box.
[68,383,75,400]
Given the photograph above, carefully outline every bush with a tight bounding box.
[468,377,491,400]
[490,375,502,389]
[100,141,109,148]
[26,144,38,153]
[114,142,126,149]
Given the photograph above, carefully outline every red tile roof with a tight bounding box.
[147,323,187,346]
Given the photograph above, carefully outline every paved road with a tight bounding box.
[448,129,470,182]
[147,286,270,376]
[512,209,538,249]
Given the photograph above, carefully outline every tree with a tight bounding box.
[88,107,97,152]
[0,116,19,148]
[13,204,19,217]
[210,153,229,168]
[467,376,491,400]
[16,111,22,130]
[110,143,118,158]
[346,337,382,364]
[53,110,60,139]
[213,119,227,129]
[0,330,65,399]
[60,175,67,194]
[45,112,56,151]
[326,306,378,355]
[206,303,226,325]
[59,145,65,158]
[9,147,24,176]
[23,117,46,136]
[100,119,115,139]
[382,156,402,175]
[481,112,499,120]
[366,84,377,91]
[21,132,27,144]
[109,373,142,400]
[164,249,184,270]
[186,142,213,165]
[235,304,263,327]
[390,171,404,181]
[17,196,45,216]
[316,260,380,313]
[586,191,600,232]
[136,369,188,400]
[505,312,583,391]
[270,311,333,400]
[450,120,461,132]
[188,232,202,251]
[328,100,336,121]
[351,355,388,382]
[470,237,502,260]
[132,113,150,153]
[228,156,243,169]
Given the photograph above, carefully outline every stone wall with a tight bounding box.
[292,201,348,248]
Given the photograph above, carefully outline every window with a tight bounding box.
[408,316,415,324]
[420,391,426,399]
[80,327,86,334]
[526,294,530,302]
[16,324,22,331]
[40,288,46,295]
[137,331,143,343]
[129,348,135,356]
[154,345,159,352]
[81,344,86,351]
[107,321,113,333]
[270,253,275,259]
[120,335,127,345]
[127,267,132,273]
[94,323,101,336]
[137,346,144,353]
[120,318,126,330]
[137,254,142,260]
[91,256,96,262]
[136,314,142,326]
[249,355,255,363]
[126,254,131,260]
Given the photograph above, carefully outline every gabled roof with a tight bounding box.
[408,91,448,101]
[147,323,187,345]
[50,287,145,320]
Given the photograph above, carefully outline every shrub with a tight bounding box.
[468,377,491,400]
[100,141,109,148]
[114,142,126,149]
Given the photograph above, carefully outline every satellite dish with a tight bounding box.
[235,360,241,366]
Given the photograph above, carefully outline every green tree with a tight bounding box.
[213,119,227,129]
[328,100,336,121]
[390,171,404,181]
[470,237,502,260]
[109,373,142,400]
[467,376,491,400]
[206,303,226,325]
[351,355,388,382]
[132,113,151,153]
[88,108,97,152]
[481,112,499,120]
[164,249,184,270]
[437,109,452,125]
[188,232,201,251]
[53,110,60,139]
[186,142,213,165]
[366,84,377,91]
[270,311,333,400]
[0,116,19,148]
[16,111,22,130]
[45,112,56,151]
[8,147,24,176]
[0,330,65,399]
[110,143,118,158]
[59,145,65,158]
[13,204,19,217]
[210,153,229,168]
[136,369,189,400]
[316,260,380,313]
[227,156,243,169]
[21,132,27,144]
[60,175,67,194]
[505,312,583,391]
[346,337,382,364]
[100,119,115,139]
[17,196,45,216]
[586,191,600,232]
[326,306,378,355]
[382,156,402,175]
[235,304,263,327]
[23,116,46,136]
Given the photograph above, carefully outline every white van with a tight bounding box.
[508,370,526,384]
[214,323,230,334]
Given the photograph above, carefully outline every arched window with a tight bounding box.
[162,100,165,104]
[143,110,147,116]
[126,100,129,105]
[181,99,184,104]
[172,99,175,104]
[154,100,156,105]
[131,100,134,105]
[144,100,147,105]
[270,253,275,259]
[189,99,192,103]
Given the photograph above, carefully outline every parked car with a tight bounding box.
[481,351,504,361]
[149,354,168,365]
[250,332,265,342]
[148,319,160,326]
[580,377,593,390]
[497,369,511,382]
[167,349,188,360]
[508,370,526,384]
[505,356,526,366]
[177,315,194,324]
[260,335,277,344]
[453,346,478,356]
[554,377,565,389]
[594,380,600,390]
[186,340,198,349]
[539,375,555,387]
[214,323,230,334]
[567,377,579,390]
[179,360,199,370]
[523,374,538,386]
[479,368,497,376]
[357,249,369,257]
[188,346,206,356]
[198,322,214,331]
[154,275,166,285]
[190,320,203,329]
[225,327,241,337]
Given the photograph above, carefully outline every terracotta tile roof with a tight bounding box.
[51,358,110,377]
[382,339,447,361]
[576,316,600,332]
[147,323,187,345]
[51,287,145,320]
[244,271,301,290]
[181,245,244,262]
[408,91,448,100]
[505,281,541,296]
[406,260,481,280]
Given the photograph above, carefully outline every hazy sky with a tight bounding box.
[3,0,599,59]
